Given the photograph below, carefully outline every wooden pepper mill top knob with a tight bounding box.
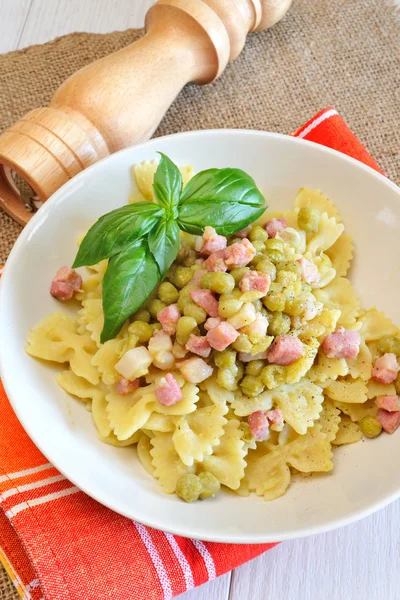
[0,0,292,225]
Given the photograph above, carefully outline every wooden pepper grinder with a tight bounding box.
[0,0,291,225]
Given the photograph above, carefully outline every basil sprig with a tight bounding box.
[74,153,267,342]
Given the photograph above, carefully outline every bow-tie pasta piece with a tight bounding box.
[366,380,396,400]
[325,378,368,404]
[231,390,273,417]
[77,298,104,346]
[347,341,372,380]
[26,312,99,385]
[137,433,156,475]
[308,353,349,384]
[106,387,156,440]
[76,260,107,302]
[307,253,336,289]
[142,413,177,432]
[332,415,362,446]
[325,233,354,277]
[202,379,235,405]
[333,398,378,422]
[100,431,141,447]
[294,188,341,221]
[317,400,341,443]
[306,212,344,255]
[358,308,400,341]
[201,419,246,490]
[133,160,193,201]
[314,277,360,328]
[273,381,324,435]
[295,308,341,341]
[151,432,195,493]
[173,404,228,466]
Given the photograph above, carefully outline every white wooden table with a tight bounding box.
[1,2,398,598]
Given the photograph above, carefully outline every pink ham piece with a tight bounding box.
[50,266,82,301]
[297,257,320,285]
[185,335,211,358]
[204,317,222,331]
[204,249,228,272]
[236,226,252,239]
[267,335,304,366]
[191,269,207,286]
[179,357,213,384]
[190,288,219,317]
[224,239,256,267]
[264,217,287,238]
[372,353,400,384]
[155,373,183,406]
[206,322,240,351]
[321,327,361,360]
[239,271,271,295]
[377,408,400,434]
[266,409,284,428]
[376,395,400,412]
[248,411,270,441]
[157,304,181,335]
[196,226,227,256]
[115,377,139,395]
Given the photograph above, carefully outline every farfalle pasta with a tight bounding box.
[26,170,400,503]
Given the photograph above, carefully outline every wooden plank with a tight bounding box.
[0,0,32,53]
[19,0,156,48]
[229,500,400,600]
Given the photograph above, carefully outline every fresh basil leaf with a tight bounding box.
[148,218,181,275]
[101,239,159,342]
[153,153,182,214]
[73,202,164,268]
[180,168,264,207]
[177,201,266,236]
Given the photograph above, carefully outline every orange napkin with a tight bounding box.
[0,107,384,600]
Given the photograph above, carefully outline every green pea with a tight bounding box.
[128,321,154,342]
[378,336,400,356]
[250,253,266,267]
[359,416,382,439]
[265,249,285,264]
[177,246,197,267]
[264,292,286,312]
[232,333,253,353]
[252,240,266,253]
[176,316,198,345]
[261,365,286,389]
[217,368,237,390]
[297,206,320,233]
[251,336,274,354]
[173,266,194,289]
[158,281,179,304]
[249,225,269,243]
[201,272,235,294]
[147,298,166,319]
[240,375,264,397]
[264,238,284,253]
[199,472,220,499]
[256,259,277,281]
[285,295,308,317]
[133,308,151,323]
[219,296,243,319]
[183,301,207,324]
[276,260,302,277]
[252,299,263,313]
[214,350,237,370]
[151,323,162,332]
[245,360,265,376]
[176,474,202,503]
[230,267,250,285]
[268,312,291,336]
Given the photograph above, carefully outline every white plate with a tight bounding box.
[1,130,400,543]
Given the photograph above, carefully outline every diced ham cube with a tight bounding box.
[115,346,153,380]
[185,335,211,358]
[204,250,228,272]
[236,226,252,239]
[266,409,284,429]
[322,327,361,360]
[376,395,400,412]
[239,271,271,295]
[115,377,139,395]
[297,257,320,285]
[148,329,173,356]
[244,314,269,341]
[50,266,82,301]
[191,269,207,286]
[204,317,223,331]
[264,217,287,238]
[179,357,213,383]
[267,335,304,366]
[157,303,181,335]
[238,351,268,362]
[372,353,399,384]
[196,226,227,256]
[377,408,400,434]
[224,239,256,267]
[227,302,256,330]
[206,322,240,351]
[190,288,219,317]
[155,373,183,406]
[248,411,270,441]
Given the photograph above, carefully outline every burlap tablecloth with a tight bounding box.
[0,0,399,597]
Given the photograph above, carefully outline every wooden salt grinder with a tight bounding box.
[0,0,292,225]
